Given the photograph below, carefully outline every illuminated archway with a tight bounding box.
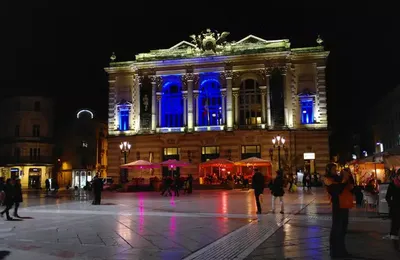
[161,77,183,127]
[199,78,222,126]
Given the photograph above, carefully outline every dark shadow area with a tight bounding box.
[0,251,10,260]
[7,218,23,221]
[98,203,117,205]
[16,216,33,219]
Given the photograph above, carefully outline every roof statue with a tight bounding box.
[189,29,230,54]
[110,52,116,61]
[316,35,323,45]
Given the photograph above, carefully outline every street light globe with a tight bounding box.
[276,135,281,142]
[119,143,123,150]
[281,138,286,145]
[272,138,276,145]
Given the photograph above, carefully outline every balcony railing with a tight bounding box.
[0,156,54,165]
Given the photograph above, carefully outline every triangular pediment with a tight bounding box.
[298,89,316,97]
[236,35,270,45]
[116,99,132,106]
[169,41,197,50]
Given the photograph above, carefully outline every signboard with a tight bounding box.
[303,153,315,160]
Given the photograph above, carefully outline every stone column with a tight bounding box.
[281,66,288,127]
[259,86,267,124]
[225,70,233,131]
[194,93,199,126]
[157,95,162,127]
[221,92,226,125]
[266,73,272,128]
[186,74,194,132]
[150,76,158,132]
[183,94,187,126]
[233,88,239,126]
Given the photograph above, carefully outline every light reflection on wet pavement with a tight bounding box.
[0,189,396,259]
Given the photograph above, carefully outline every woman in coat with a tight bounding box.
[385,170,400,251]
[0,178,14,220]
[270,169,285,214]
[13,178,23,218]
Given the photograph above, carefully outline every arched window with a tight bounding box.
[199,80,222,126]
[270,70,285,127]
[239,79,261,125]
[161,82,183,127]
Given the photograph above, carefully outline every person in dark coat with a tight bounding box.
[0,179,14,220]
[252,168,264,214]
[385,169,400,251]
[13,179,22,218]
[92,175,103,205]
[270,169,285,214]
[187,174,193,194]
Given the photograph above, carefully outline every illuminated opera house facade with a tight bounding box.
[105,29,330,182]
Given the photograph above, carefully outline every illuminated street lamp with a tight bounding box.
[272,135,286,170]
[119,141,131,183]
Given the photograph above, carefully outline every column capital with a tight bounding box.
[182,73,195,82]
[223,70,234,79]
[183,93,188,99]
[156,95,162,102]
[193,93,199,99]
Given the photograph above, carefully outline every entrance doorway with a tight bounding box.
[29,168,42,189]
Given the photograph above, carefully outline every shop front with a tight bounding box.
[72,170,94,188]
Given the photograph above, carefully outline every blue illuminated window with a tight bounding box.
[161,81,183,127]
[199,79,222,126]
[300,98,314,124]
[119,108,130,131]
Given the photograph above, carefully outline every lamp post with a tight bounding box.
[272,135,286,170]
[119,141,131,183]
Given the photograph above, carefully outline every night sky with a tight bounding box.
[1,2,398,158]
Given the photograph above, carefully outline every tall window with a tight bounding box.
[239,79,261,125]
[15,125,20,137]
[161,83,183,127]
[30,148,40,160]
[270,70,285,126]
[34,101,41,111]
[118,106,130,131]
[201,146,220,162]
[300,98,314,124]
[32,125,40,137]
[241,145,261,159]
[14,148,21,159]
[199,80,222,126]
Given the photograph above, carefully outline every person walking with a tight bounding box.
[252,168,264,214]
[324,164,354,258]
[13,179,22,218]
[0,179,15,220]
[385,169,400,251]
[270,169,285,214]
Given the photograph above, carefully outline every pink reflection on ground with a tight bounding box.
[219,191,228,214]
[170,196,176,206]
[138,194,145,235]
[169,215,176,238]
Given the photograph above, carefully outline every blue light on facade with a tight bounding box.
[198,73,222,126]
[300,98,314,124]
[161,76,183,127]
[119,107,130,131]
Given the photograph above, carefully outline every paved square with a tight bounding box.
[0,189,397,259]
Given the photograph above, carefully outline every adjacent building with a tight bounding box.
[105,30,330,182]
[0,96,54,188]
[56,109,108,188]
[371,85,400,153]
